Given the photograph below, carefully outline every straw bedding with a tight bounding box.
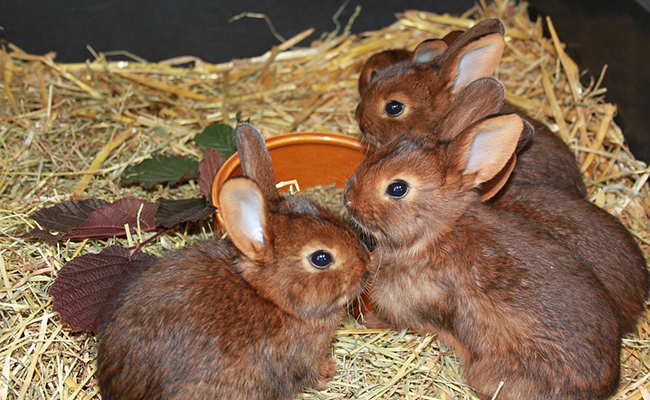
[1,0,648,398]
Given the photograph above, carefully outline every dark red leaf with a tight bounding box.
[50,246,157,334]
[29,198,108,233]
[62,199,159,240]
[198,148,225,204]
[155,197,216,228]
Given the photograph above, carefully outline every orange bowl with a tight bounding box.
[211,132,369,232]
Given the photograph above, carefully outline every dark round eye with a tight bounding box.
[386,180,409,198]
[310,250,333,269]
[384,100,405,117]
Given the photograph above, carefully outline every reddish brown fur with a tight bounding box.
[351,19,649,333]
[491,183,649,333]
[357,30,464,96]
[355,18,586,198]
[344,123,623,399]
[97,124,370,400]
[355,23,648,332]
[358,49,412,96]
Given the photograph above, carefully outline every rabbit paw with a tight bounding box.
[314,358,336,391]
[359,310,391,329]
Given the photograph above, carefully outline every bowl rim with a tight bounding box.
[211,132,367,230]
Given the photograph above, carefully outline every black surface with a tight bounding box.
[1,0,648,162]
[528,0,650,162]
[0,0,474,63]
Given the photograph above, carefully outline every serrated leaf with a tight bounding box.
[62,199,158,240]
[198,148,225,203]
[194,123,236,158]
[155,198,216,228]
[120,155,199,188]
[50,246,157,334]
[28,198,108,233]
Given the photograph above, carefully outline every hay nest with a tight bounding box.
[1,0,648,398]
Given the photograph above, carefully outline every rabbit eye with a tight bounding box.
[384,101,405,117]
[310,250,333,269]
[386,180,409,198]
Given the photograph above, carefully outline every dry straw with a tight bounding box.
[1,0,649,398]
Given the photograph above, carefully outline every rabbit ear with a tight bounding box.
[516,119,535,153]
[438,19,505,95]
[218,177,268,260]
[441,30,464,45]
[412,39,447,63]
[479,154,517,201]
[451,113,523,188]
[476,120,533,201]
[439,77,505,141]
[234,123,280,200]
[359,49,412,95]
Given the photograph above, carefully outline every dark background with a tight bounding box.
[1,0,648,163]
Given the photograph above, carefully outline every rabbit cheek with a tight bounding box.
[267,260,343,318]
[344,262,371,305]
[302,271,347,314]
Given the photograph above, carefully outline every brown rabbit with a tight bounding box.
[344,95,623,398]
[356,18,586,199]
[97,124,370,400]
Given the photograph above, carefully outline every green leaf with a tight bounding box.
[194,123,236,158]
[120,155,199,188]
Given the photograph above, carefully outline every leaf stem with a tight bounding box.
[129,229,169,255]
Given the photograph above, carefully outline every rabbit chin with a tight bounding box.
[347,213,391,245]
[349,210,440,253]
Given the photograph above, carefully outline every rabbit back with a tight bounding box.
[491,183,649,333]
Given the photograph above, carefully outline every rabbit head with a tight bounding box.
[358,30,465,96]
[345,105,525,248]
[356,19,506,147]
[219,124,370,319]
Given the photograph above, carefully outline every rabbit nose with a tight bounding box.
[343,189,355,209]
[343,194,353,208]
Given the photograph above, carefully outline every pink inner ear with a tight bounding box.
[452,34,505,94]
[239,197,265,244]
[463,115,522,186]
[413,40,448,63]
[466,126,504,174]
[219,178,267,259]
